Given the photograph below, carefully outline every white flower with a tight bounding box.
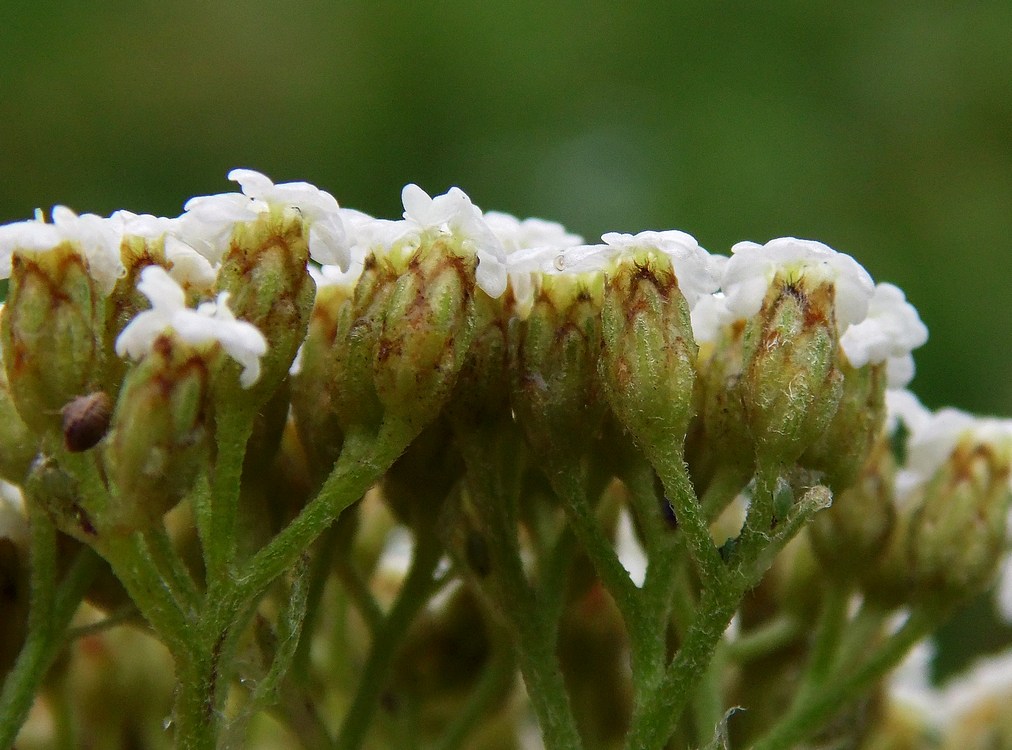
[839,283,928,379]
[885,354,916,389]
[691,292,737,343]
[229,168,349,269]
[483,211,584,254]
[181,169,350,269]
[505,243,605,318]
[309,261,364,294]
[400,184,508,298]
[597,230,719,309]
[116,266,268,388]
[885,388,932,435]
[891,401,1012,499]
[722,237,875,331]
[0,207,124,294]
[113,210,218,289]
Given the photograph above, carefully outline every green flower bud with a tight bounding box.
[24,455,98,541]
[290,278,352,478]
[600,254,697,465]
[906,437,1011,604]
[373,238,477,435]
[809,433,897,582]
[741,279,843,466]
[102,234,168,389]
[1,244,105,435]
[509,270,605,463]
[330,252,390,431]
[214,208,315,402]
[802,357,887,492]
[688,320,752,490]
[444,292,511,436]
[102,336,210,534]
[0,361,38,483]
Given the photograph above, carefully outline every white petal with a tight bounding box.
[401,184,436,225]
[228,168,275,197]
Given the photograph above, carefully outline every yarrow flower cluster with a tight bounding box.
[0,169,1008,750]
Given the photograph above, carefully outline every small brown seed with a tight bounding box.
[61,392,112,452]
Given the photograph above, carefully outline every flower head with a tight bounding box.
[598,230,719,308]
[722,237,875,330]
[115,266,267,388]
[181,169,349,269]
[400,184,507,298]
[483,211,584,254]
[0,207,124,294]
[840,282,928,386]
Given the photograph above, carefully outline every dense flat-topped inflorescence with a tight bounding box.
[0,168,1009,750]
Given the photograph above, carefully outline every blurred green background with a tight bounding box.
[1,0,1010,671]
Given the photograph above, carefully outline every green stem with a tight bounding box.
[550,465,642,631]
[334,536,442,750]
[144,524,202,613]
[649,447,725,589]
[751,608,942,750]
[334,555,384,634]
[0,544,100,748]
[691,642,727,747]
[796,584,850,701]
[291,521,343,682]
[458,434,583,750]
[223,423,410,626]
[625,585,740,750]
[172,646,223,750]
[99,533,195,657]
[206,405,256,587]
[724,615,802,663]
[170,424,408,750]
[513,617,584,750]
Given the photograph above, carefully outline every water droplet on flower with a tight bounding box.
[553,254,566,271]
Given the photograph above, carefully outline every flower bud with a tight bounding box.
[509,269,605,463]
[740,278,843,466]
[809,432,897,581]
[600,252,698,463]
[0,361,38,482]
[906,426,1011,604]
[444,292,511,436]
[1,244,105,435]
[330,252,389,431]
[723,238,874,466]
[289,267,358,478]
[102,336,211,533]
[213,207,315,401]
[102,230,172,388]
[802,357,887,492]
[688,296,753,489]
[373,238,477,434]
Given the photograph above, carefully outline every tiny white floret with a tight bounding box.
[598,230,719,309]
[0,207,124,294]
[722,237,875,331]
[400,184,508,298]
[116,266,268,388]
[840,283,928,376]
